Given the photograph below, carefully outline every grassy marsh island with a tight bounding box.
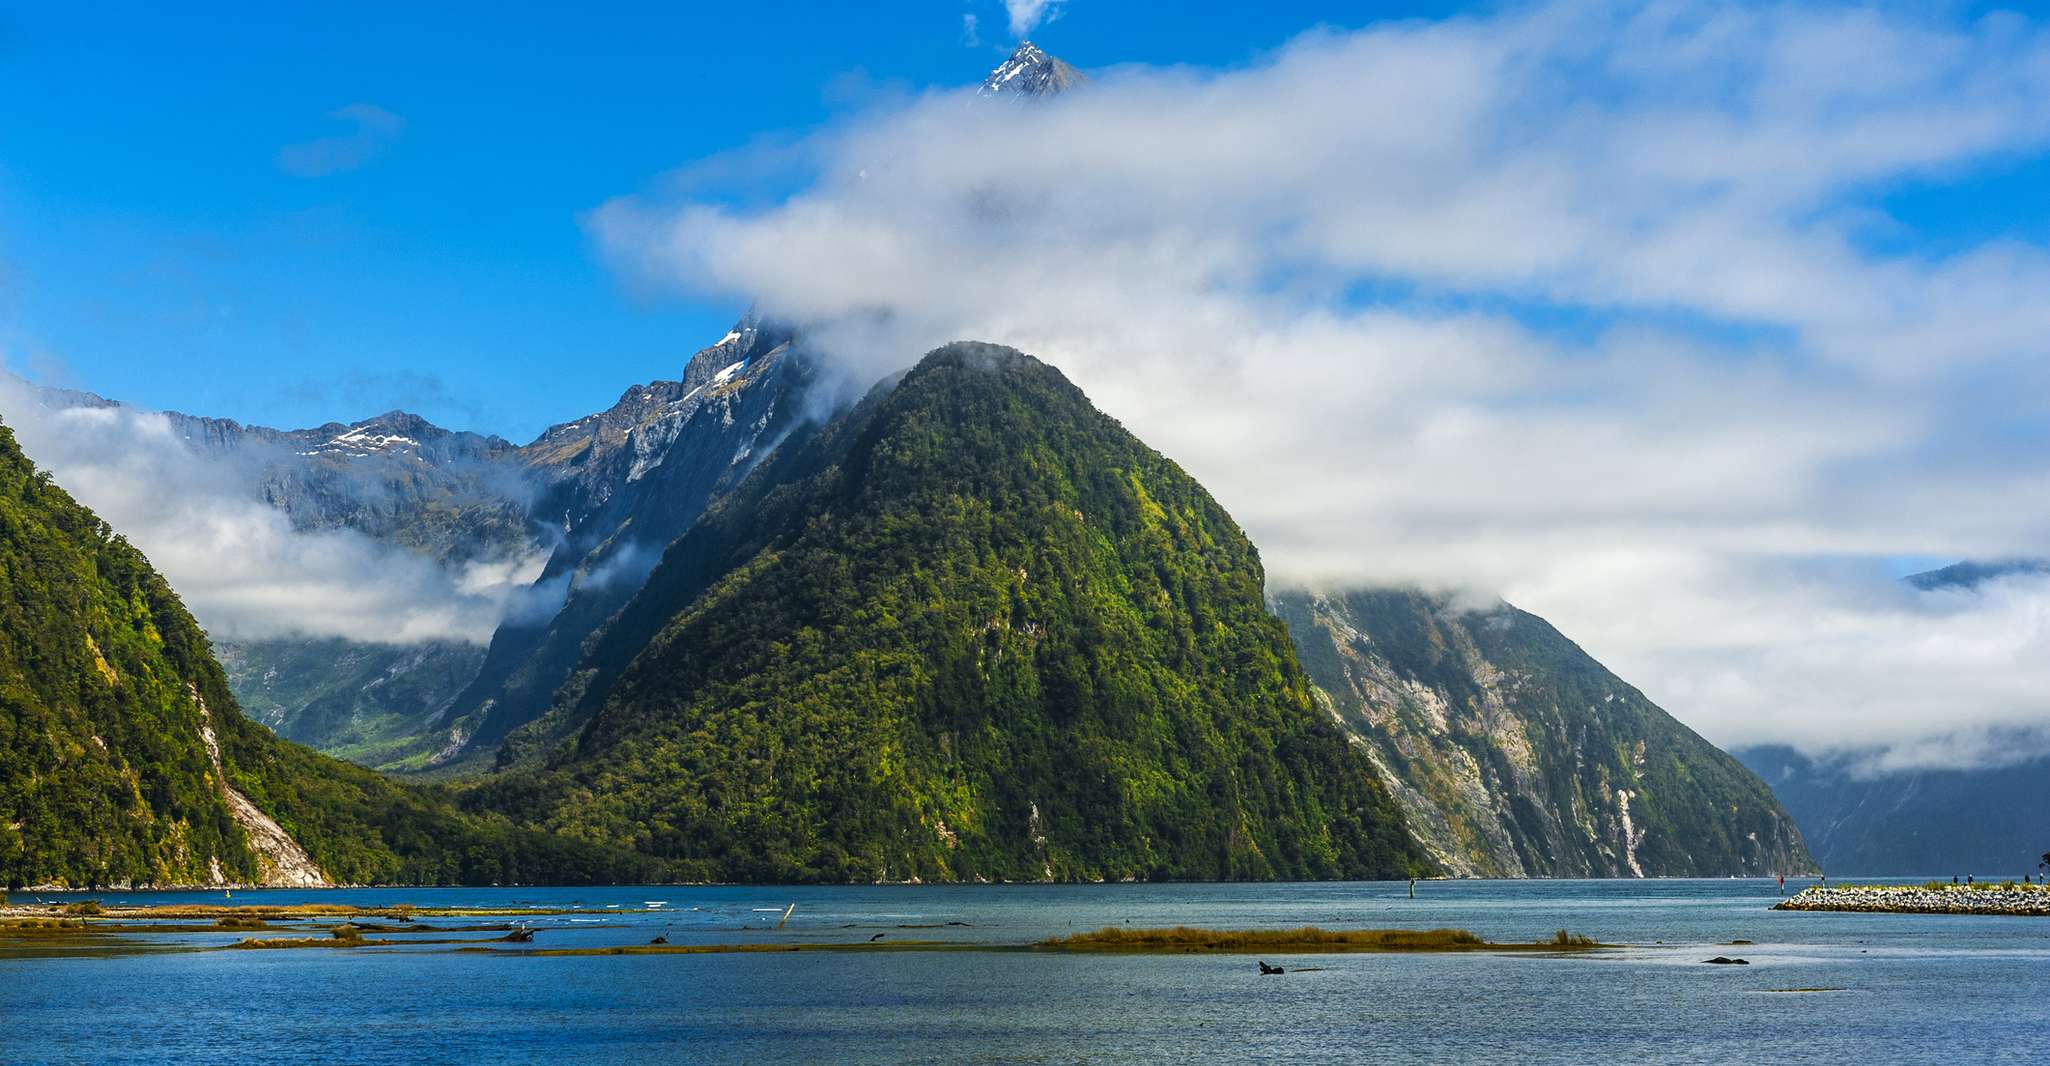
[1776,883,2050,916]
[1038,926,1602,953]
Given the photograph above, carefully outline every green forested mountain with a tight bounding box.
[473,344,1428,883]
[1273,589,1813,877]
[0,422,663,888]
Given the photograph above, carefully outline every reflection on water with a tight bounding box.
[4,879,2046,1063]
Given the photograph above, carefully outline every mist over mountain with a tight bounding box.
[1733,559,2050,875]
[0,420,658,888]
[0,373,549,648]
[0,373,554,768]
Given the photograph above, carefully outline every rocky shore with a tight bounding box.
[1775,884,2050,916]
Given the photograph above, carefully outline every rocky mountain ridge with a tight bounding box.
[1273,588,1814,877]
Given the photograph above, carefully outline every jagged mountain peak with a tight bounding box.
[679,314,793,394]
[522,316,796,464]
[979,40,1086,98]
[304,410,434,455]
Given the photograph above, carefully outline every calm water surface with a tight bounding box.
[4,879,2046,1063]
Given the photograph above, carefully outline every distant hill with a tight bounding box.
[1273,589,1814,877]
[1735,744,2048,876]
[468,344,1429,883]
[1906,558,2050,590]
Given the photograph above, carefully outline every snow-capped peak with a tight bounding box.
[311,430,413,456]
[978,41,1085,99]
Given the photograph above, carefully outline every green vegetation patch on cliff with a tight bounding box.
[474,344,1428,883]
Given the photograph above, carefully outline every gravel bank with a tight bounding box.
[1774,885,2050,916]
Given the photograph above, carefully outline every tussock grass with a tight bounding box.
[0,918,90,934]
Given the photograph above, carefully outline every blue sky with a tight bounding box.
[0,0,1474,440]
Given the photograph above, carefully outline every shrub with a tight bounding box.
[62,900,103,916]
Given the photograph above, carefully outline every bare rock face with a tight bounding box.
[220,788,326,887]
[192,686,327,887]
[1272,588,1815,878]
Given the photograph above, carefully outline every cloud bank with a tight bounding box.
[594,2,2050,767]
[0,374,541,646]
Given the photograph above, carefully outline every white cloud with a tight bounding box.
[594,2,2050,768]
[962,13,981,48]
[276,103,406,178]
[1004,0,1063,39]
[0,375,541,645]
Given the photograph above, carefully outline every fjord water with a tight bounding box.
[6,880,2046,1064]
